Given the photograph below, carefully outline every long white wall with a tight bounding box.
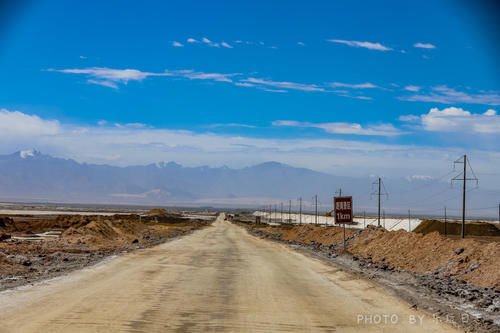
[253,211,421,232]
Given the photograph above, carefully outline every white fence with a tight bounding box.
[253,211,421,232]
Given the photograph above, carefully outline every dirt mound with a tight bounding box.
[414,219,500,237]
[348,228,500,289]
[0,217,15,232]
[62,217,147,245]
[147,208,169,215]
[276,224,357,245]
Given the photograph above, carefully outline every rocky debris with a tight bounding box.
[0,213,213,291]
[0,234,11,241]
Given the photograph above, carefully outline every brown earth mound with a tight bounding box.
[414,219,500,237]
[269,224,357,245]
[0,213,213,291]
[348,227,500,289]
[147,208,169,215]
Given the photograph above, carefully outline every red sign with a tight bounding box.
[334,196,353,224]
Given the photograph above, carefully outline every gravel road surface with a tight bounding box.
[0,214,458,332]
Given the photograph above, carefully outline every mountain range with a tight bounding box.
[0,150,496,217]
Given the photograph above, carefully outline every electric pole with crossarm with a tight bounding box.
[451,155,478,239]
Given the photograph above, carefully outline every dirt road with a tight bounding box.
[0,214,457,332]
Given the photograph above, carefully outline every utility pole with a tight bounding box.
[363,211,366,228]
[498,203,499,224]
[280,202,283,224]
[408,209,411,232]
[383,209,386,229]
[371,178,388,227]
[451,155,478,239]
[299,197,302,225]
[314,195,318,225]
[274,204,277,222]
[444,206,447,236]
[378,179,381,226]
[288,200,291,224]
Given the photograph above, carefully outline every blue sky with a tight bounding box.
[0,0,499,182]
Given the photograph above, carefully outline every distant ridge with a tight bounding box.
[0,151,495,216]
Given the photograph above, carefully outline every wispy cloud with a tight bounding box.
[272,120,405,136]
[209,123,257,129]
[400,85,500,106]
[187,38,198,43]
[413,42,436,49]
[49,67,239,88]
[221,41,233,49]
[330,82,378,89]
[404,85,421,92]
[297,41,305,46]
[327,39,392,51]
[400,107,500,134]
[177,70,238,83]
[172,41,184,47]
[202,37,219,47]
[242,78,324,92]
[87,79,118,89]
[48,67,172,87]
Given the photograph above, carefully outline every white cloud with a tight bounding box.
[413,43,436,49]
[406,175,433,181]
[97,120,107,126]
[221,42,233,49]
[400,107,500,133]
[327,39,392,51]
[87,79,118,89]
[234,82,255,87]
[272,120,405,136]
[187,38,198,43]
[330,82,378,89]
[398,115,419,122]
[172,41,184,47]
[48,67,172,88]
[400,85,500,106]
[0,109,60,137]
[260,88,288,93]
[2,109,500,183]
[79,56,87,59]
[404,85,421,92]
[297,42,305,46]
[50,67,238,88]
[243,77,324,92]
[178,70,238,83]
[209,123,257,128]
[201,37,219,47]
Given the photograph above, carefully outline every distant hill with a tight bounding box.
[0,150,495,217]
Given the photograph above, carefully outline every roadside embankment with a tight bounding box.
[0,212,213,291]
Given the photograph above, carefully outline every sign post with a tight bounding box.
[334,196,353,251]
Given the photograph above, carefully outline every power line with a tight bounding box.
[451,155,479,238]
[371,177,388,226]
